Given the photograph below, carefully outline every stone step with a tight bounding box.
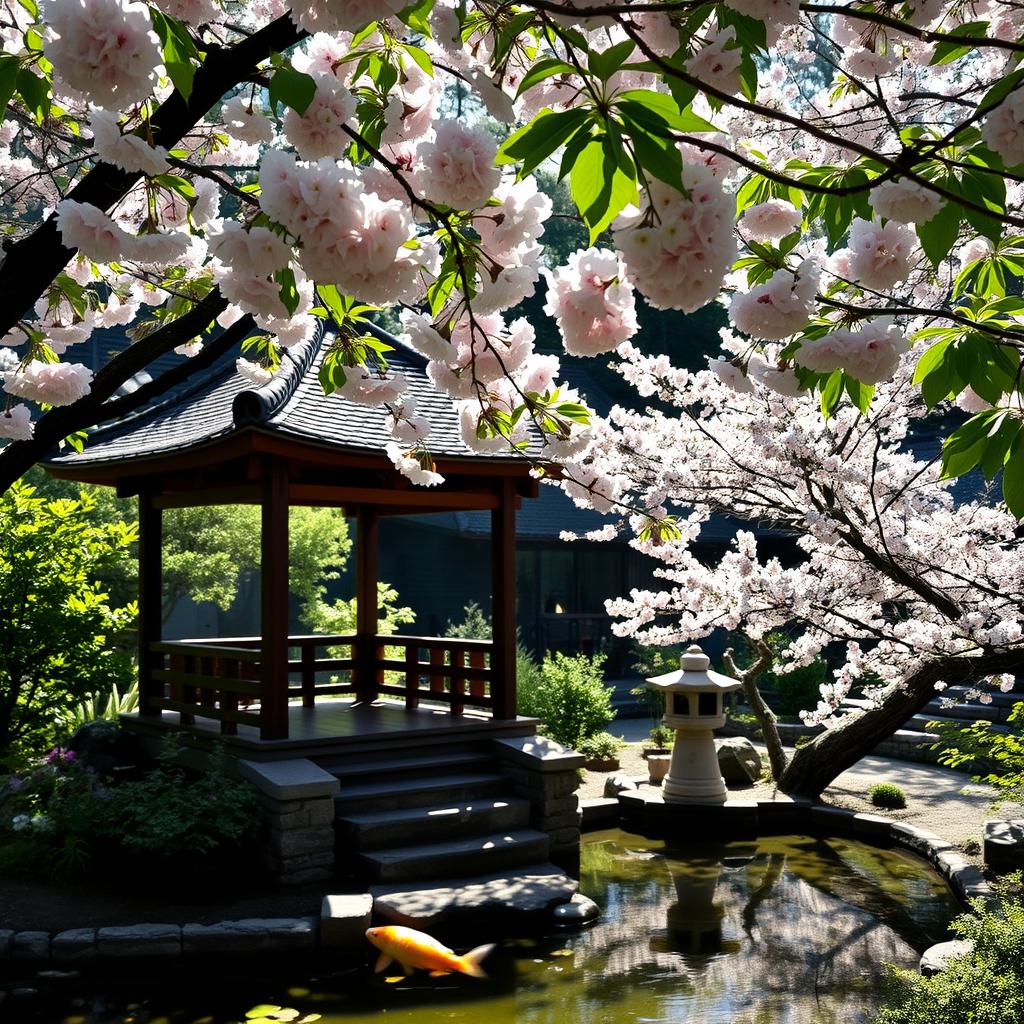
[922,701,1002,722]
[943,685,1023,707]
[333,772,509,815]
[370,862,579,932]
[337,797,532,851]
[880,728,940,745]
[321,749,495,784]
[908,714,1010,736]
[358,829,551,884]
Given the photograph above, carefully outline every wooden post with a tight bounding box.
[300,641,316,708]
[491,478,518,719]
[260,458,290,740]
[137,490,162,719]
[355,507,380,703]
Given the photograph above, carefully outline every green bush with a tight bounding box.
[873,882,1024,1024]
[648,724,674,748]
[578,731,623,761]
[0,483,137,764]
[519,651,613,749]
[0,736,259,880]
[869,782,907,809]
[933,697,1024,805]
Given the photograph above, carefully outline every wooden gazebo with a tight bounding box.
[47,327,539,749]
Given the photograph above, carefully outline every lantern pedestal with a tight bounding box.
[663,726,729,804]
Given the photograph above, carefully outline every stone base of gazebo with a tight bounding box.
[129,704,584,888]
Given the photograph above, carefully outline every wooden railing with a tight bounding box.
[375,635,495,715]
[144,633,499,738]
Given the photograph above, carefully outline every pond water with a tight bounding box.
[20,830,960,1024]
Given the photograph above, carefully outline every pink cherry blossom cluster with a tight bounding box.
[3,359,94,407]
[43,0,162,108]
[730,260,819,341]
[796,320,909,384]
[541,247,639,358]
[258,151,432,305]
[613,167,735,313]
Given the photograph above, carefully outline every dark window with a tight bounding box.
[672,693,690,716]
[698,692,718,716]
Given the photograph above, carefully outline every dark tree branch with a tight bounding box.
[0,290,228,491]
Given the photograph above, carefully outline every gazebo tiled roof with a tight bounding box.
[49,323,524,473]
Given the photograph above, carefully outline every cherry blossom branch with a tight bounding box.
[0,12,305,341]
[620,21,1024,230]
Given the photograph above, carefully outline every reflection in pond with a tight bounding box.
[19,832,959,1024]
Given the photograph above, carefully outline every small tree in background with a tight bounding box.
[445,602,545,716]
[0,484,136,763]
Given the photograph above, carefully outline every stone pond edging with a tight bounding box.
[0,894,374,965]
[580,790,994,911]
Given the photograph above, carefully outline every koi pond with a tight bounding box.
[20,830,960,1024]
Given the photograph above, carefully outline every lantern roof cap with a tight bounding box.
[645,645,742,693]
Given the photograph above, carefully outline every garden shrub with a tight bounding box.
[0,735,260,881]
[648,724,674,749]
[0,483,137,764]
[578,731,623,761]
[869,782,907,809]
[934,698,1024,804]
[520,651,614,749]
[873,882,1024,1024]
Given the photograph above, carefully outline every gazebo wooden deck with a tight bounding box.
[47,326,539,752]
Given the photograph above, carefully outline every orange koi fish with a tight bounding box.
[366,925,495,979]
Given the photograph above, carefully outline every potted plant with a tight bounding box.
[642,724,674,759]
[579,732,624,772]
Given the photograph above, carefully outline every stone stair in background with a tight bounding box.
[841,685,1021,765]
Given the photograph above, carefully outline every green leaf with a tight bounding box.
[268,67,316,116]
[912,337,952,384]
[915,202,960,268]
[621,121,682,189]
[980,417,1020,481]
[588,39,635,81]
[397,0,435,35]
[276,267,299,316]
[1002,439,1024,518]
[819,369,843,417]
[0,54,20,116]
[570,136,637,243]
[150,9,199,101]
[16,67,49,124]
[515,56,575,98]
[931,21,989,65]
[614,89,717,135]
[402,43,433,78]
[843,374,874,413]
[496,107,591,177]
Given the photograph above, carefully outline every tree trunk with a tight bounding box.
[778,651,1024,799]
[741,676,788,782]
[724,641,788,782]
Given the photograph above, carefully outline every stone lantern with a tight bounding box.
[646,644,742,804]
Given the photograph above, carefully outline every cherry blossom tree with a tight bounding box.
[0,0,1023,792]
[585,338,1023,797]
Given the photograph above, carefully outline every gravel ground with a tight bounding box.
[581,721,1023,859]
